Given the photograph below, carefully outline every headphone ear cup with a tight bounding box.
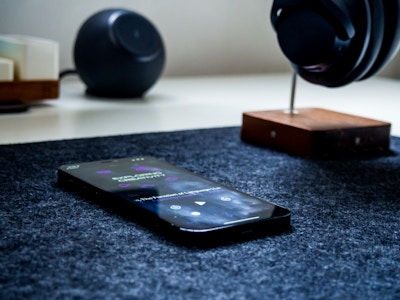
[271,0,385,87]
[74,9,165,98]
[361,0,400,80]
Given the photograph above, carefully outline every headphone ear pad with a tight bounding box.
[74,9,165,98]
[333,0,385,85]
[361,0,400,80]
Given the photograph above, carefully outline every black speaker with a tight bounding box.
[74,8,165,98]
[271,0,400,87]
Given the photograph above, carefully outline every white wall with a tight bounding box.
[0,0,399,79]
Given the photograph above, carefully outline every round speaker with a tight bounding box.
[74,8,165,98]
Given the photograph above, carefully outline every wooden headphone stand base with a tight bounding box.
[241,107,391,158]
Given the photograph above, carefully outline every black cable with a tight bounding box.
[59,69,78,79]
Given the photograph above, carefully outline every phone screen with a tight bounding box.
[58,156,290,234]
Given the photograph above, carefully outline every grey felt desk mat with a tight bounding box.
[1,127,399,299]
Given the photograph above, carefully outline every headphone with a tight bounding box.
[271,0,400,87]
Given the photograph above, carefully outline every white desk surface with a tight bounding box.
[1,73,399,145]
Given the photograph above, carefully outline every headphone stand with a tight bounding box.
[240,74,391,158]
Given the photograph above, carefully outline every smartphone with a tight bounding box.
[57,156,290,244]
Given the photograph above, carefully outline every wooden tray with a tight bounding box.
[0,80,59,102]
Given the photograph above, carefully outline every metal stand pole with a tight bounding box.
[289,72,297,114]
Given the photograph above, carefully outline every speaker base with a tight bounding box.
[85,88,144,99]
[241,108,391,158]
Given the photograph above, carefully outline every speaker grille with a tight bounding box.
[113,14,160,57]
